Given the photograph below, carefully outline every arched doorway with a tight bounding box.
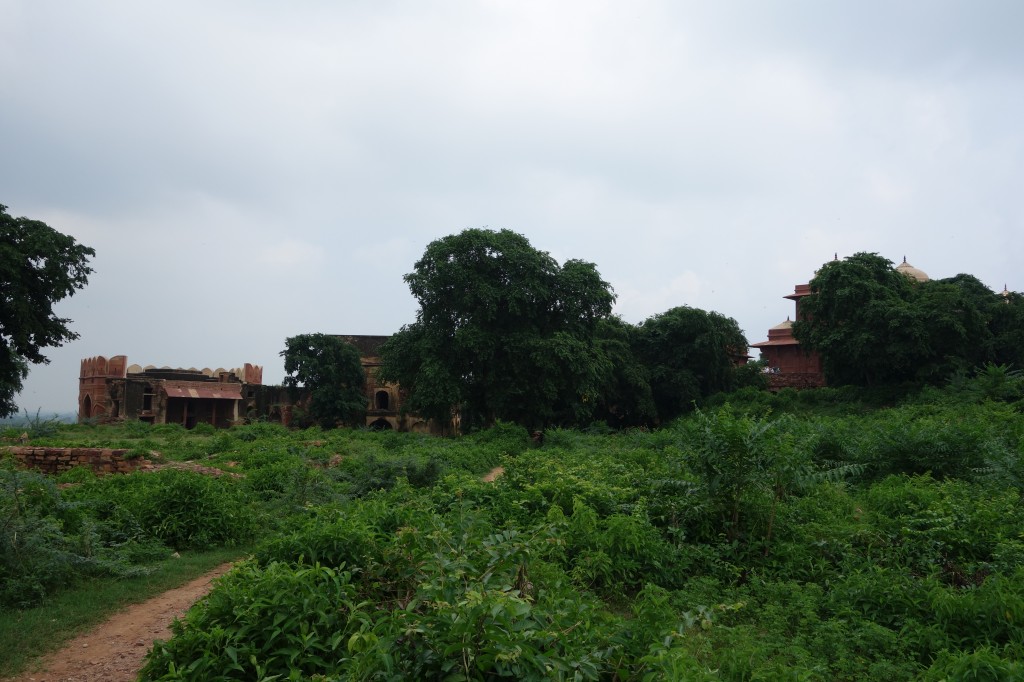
[369,417,392,431]
[375,390,390,410]
[82,395,92,421]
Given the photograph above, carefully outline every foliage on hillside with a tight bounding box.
[4,388,1024,679]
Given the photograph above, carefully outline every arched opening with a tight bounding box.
[375,390,390,410]
[369,417,392,431]
[82,394,92,421]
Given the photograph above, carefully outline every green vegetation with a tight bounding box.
[379,228,754,430]
[4,379,1024,679]
[281,333,368,428]
[378,228,617,431]
[0,547,243,678]
[0,203,95,417]
[634,306,749,423]
[795,252,1024,386]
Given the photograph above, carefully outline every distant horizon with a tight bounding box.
[1,410,79,425]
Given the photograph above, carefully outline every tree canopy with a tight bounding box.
[794,252,1013,386]
[378,229,615,430]
[281,334,367,429]
[0,204,95,417]
[591,316,657,428]
[634,306,749,422]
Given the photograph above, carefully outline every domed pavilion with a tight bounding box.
[752,255,931,390]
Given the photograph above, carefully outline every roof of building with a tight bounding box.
[896,257,929,282]
[751,337,802,348]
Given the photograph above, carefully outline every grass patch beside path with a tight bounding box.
[0,546,248,679]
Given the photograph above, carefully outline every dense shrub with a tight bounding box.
[0,465,162,607]
[69,469,257,550]
[171,499,622,680]
[12,396,1024,679]
[141,560,363,680]
[230,420,289,442]
[331,453,443,496]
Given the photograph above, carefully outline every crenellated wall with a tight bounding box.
[4,447,146,475]
[79,355,129,421]
[78,355,264,427]
[80,355,128,379]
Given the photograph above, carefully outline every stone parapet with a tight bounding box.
[3,446,145,475]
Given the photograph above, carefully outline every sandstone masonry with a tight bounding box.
[3,446,146,475]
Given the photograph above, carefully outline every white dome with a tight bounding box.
[896,257,929,282]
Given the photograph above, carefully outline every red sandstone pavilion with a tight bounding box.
[751,281,825,390]
[753,257,932,390]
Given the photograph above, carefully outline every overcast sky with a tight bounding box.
[4,0,1022,414]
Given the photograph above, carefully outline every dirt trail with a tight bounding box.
[6,563,234,682]
[482,465,505,482]
[9,466,504,681]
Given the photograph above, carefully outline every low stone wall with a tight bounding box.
[3,446,146,475]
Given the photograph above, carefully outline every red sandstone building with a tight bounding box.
[753,257,932,390]
[751,281,825,390]
[334,335,435,433]
[78,355,264,428]
[78,336,439,431]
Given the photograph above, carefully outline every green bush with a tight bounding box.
[191,422,216,436]
[18,409,64,439]
[923,646,1024,681]
[75,470,257,550]
[123,420,151,438]
[202,432,235,456]
[245,459,336,512]
[55,465,96,484]
[0,466,161,608]
[332,453,443,496]
[140,560,363,681]
[151,423,186,436]
[231,421,289,442]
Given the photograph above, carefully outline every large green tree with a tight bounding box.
[281,334,366,429]
[990,288,1024,370]
[378,228,615,431]
[944,273,1024,370]
[592,316,657,428]
[633,306,749,423]
[793,253,997,386]
[0,204,95,417]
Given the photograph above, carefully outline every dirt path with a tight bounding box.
[482,465,505,482]
[10,466,502,681]
[6,563,234,682]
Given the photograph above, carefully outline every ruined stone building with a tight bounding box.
[78,337,440,431]
[334,335,434,432]
[78,356,266,428]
